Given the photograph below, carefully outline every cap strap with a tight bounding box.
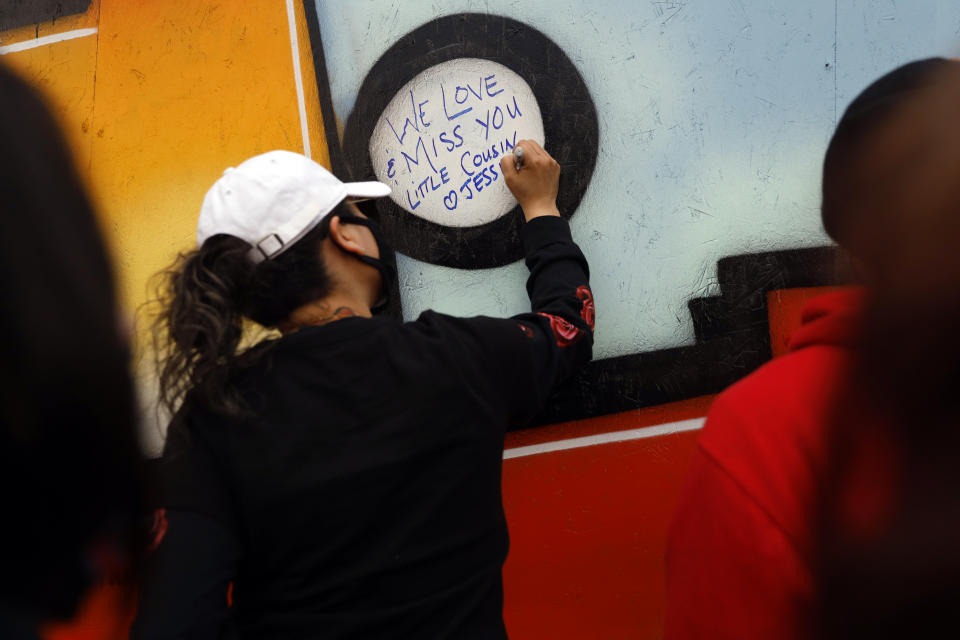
[253,233,285,261]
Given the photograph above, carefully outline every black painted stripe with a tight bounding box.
[300,0,347,177]
[0,0,91,32]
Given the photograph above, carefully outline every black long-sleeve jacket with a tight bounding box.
[133,215,594,639]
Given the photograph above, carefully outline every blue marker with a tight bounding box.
[513,145,524,171]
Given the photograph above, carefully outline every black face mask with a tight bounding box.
[329,212,397,314]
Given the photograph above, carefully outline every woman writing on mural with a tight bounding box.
[133,141,594,638]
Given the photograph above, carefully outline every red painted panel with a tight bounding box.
[502,429,701,639]
[501,287,828,638]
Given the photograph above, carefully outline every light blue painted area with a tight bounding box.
[836,1,960,111]
[315,0,960,359]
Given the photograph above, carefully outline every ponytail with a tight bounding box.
[153,235,254,419]
[153,208,342,419]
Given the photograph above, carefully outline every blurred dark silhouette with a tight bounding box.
[0,63,143,637]
[817,59,960,638]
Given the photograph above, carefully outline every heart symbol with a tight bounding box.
[443,190,458,211]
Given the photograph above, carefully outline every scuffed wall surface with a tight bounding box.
[315,0,960,360]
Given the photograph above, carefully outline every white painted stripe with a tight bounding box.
[285,0,311,159]
[0,28,98,55]
[503,417,706,460]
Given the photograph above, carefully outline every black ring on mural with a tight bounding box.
[343,13,599,269]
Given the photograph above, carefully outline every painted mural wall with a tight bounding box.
[4,0,958,443]
[310,0,960,423]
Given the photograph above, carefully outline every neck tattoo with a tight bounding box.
[315,306,356,326]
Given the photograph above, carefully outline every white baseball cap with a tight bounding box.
[197,150,391,263]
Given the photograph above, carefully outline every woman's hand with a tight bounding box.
[500,140,561,221]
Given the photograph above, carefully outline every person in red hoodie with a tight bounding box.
[665,57,960,639]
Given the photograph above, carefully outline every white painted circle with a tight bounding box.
[369,58,545,228]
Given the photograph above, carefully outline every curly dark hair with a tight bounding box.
[151,203,351,420]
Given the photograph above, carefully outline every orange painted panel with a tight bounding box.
[87,0,326,321]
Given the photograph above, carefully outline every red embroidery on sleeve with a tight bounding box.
[537,312,584,347]
[227,581,235,607]
[576,286,595,331]
[517,323,535,338]
[148,508,168,552]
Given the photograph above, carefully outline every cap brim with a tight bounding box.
[344,181,392,200]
